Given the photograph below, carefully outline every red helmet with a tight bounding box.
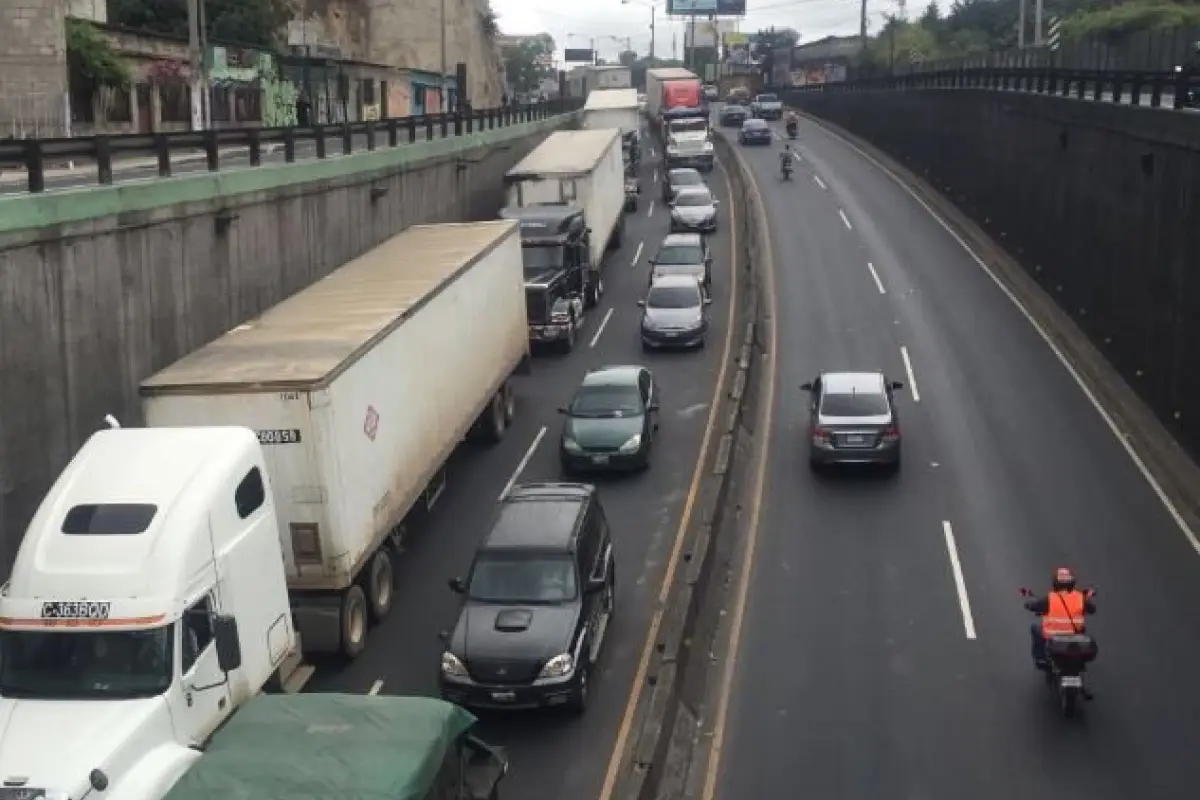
[1052,567,1076,591]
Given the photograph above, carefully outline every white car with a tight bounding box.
[750,92,783,120]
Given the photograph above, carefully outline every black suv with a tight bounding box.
[439,483,616,714]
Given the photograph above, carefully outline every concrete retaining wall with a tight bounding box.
[0,112,578,564]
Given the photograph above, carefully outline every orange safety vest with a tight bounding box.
[1041,590,1087,637]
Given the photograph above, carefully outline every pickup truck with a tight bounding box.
[751,92,783,120]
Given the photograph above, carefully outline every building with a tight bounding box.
[0,0,69,138]
[790,35,860,85]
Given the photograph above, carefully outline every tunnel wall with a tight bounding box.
[0,113,578,567]
[786,88,1200,464]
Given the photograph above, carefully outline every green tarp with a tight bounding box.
[165,693,478,800]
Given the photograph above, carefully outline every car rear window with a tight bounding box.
[820,392,889,417]
[648,284,701,309]
[674,191,712,207]
[655,245,704,264]
[671,171,702,186]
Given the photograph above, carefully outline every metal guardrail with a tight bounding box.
[784,67,1200,111]
[0,98,583,194]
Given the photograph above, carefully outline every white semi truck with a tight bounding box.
[139,221,529,660]
[0,424,307,800]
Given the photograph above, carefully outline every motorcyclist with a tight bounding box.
[1025,567,1096,671]
[784,109,799,135]
[779,143,795,174]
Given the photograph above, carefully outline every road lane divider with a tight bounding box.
[787,106,1200,553]
[838,208,853,230]
[813,174,827,190]
[900,345,921,402]
[600,135,765,800]
[497,426,547,502]
[647,200,656,218]
[941,521,978,640]
[590,308,615,348]
[866,261,887,294]
[367,679,384,695]
[631,241,644,268]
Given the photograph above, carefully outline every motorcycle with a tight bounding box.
[786,121,798,139]
[780,160,793,180]
[1021,587,1098,718]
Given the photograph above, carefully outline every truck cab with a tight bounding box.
[0,426,302,800]
[501,203,592,352]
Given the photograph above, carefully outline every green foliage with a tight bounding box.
[480,4,500,39]
[1060,0,1200,41]
[66,18,131,89]
[502,34,556,93]
[107,0,291,49]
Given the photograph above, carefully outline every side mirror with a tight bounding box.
[703,297,713,306]
[800,382,814,391]
[648,401,660,411]
[213,615,243,673]
[557,406,568,414]
[890,380,904,390]
[712,200,720,206]
[448,577,466,594]
[438,629,451,643]
[584,577,607,595]
[637,299,646,307]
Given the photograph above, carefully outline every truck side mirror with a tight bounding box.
[213,615,243,673]
[448,577,466,594]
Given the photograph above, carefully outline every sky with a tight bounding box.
[490,0,908,64]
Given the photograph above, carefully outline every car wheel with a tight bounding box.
[567,663,590,714]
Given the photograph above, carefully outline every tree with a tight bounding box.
[502,34,556,94]
[67,18,131,90]
[107,0,292,49]
[619,49,638,67]
[919,2,943,34]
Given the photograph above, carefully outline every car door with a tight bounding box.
[640,370,659,438]
[703,240,712,285]
[808,376,823,430]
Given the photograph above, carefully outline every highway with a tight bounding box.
[0,131,418,194]
[705,116,1200,798]
[304,142,738,800]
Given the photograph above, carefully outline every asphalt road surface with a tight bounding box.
[706,117,1200,799]
[304,143,738,800]
[0,130,430,194]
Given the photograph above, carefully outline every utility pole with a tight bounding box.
[187,0,203,130]
[199,0,211,128]
[1034,0,1044,45]
[1018,0,1026,48]
[859,0,868,52]
[440,0,448,111]
[650,5,656,60]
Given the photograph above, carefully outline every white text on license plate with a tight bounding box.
[1060,676,1083,688]
[846,435,866,445]
[592,455,610,465]
[491,691,516,701]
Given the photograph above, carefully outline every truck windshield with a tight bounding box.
[522,244,565,271]
[757,94,778,102]
[0,627,173,699]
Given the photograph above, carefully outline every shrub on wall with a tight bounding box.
[66,19,132,90]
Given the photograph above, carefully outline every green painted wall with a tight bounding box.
[0,111,581,236]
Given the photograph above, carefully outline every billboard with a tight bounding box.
[667,0,746,15]
[563,48,595,62]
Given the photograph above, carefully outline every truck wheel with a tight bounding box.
[484,391,507,442]
[340,586,369,660]
[365,550,394,623]
[502,382,516,425]
[586,275,604,308]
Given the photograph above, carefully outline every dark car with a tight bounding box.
[559,365,659,472]
[719,104,749,127]
[662,167,705,203]
[800,371,904,473]
[640,275,711,350]
[440,483,616,714]
[648,232,711,290]
[738,118,772,145]
[669,185,719,233]
[625,172,641,212]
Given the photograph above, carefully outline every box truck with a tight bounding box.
[140,221,529,660]
[646,67,703,134]
[582,88,640,138]
[502,129,625,350]
[0,424,309,800]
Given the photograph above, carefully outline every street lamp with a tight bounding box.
[620,0,657,60]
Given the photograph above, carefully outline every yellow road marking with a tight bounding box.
[597,157,741,800]
[699,144,780,800]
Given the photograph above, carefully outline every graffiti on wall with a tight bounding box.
[208,45,298,127]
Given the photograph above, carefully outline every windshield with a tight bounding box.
[648,284,701,309]
[820,391,890,417]
[521,244,564,272]
[757,94,779,102]
[675,192,712,207]
[468,554,579,604]
[655,245,703,265]
[0,627,174,699]
[670,171,702,187]
[672,120,707,133]
[569,383,644,417]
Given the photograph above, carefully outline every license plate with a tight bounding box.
[1060,676,1083,688]
[592,455,610,465]
[845,434,866,445]
[490,691,516,702]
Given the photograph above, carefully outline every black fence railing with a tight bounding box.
[0,98,584,195]
[784,67,1200,111]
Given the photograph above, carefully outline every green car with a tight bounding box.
[559,365,660,473]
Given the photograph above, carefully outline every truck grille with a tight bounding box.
[467,658,540,685]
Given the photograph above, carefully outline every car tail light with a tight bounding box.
[812,426,831,444]
[882,424,900,442]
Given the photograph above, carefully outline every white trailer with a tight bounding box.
[645,66,698,119]
[582,88,640,138]
[569,65,633,97]
[504,129,626,277]
[140,221,529,659]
